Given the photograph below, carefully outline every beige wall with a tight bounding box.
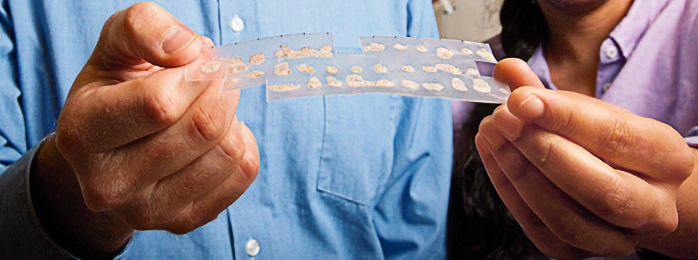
[434,0,503,42]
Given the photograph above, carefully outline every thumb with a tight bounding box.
[92,2,204,69]
[493,58,545,91]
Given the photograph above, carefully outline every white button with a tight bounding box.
[245,239,260,257]
[605,46,618,59]
[230,15,245,32]
[602,82,612,92]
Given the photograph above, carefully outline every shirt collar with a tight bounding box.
[609,0,670,58]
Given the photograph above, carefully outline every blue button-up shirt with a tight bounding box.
[0,1,453,259]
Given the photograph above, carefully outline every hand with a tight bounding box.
[44,1,259,240]
[475,59,694,259]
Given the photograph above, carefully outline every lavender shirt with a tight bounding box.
[455,0,698,144]
[452,0,698,258]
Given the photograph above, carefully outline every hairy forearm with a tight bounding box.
[638,148,698,259]
[31,135,133,259]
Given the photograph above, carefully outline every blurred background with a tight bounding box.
[433,0,503,42]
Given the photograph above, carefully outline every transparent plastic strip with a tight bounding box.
[185,33,510,104]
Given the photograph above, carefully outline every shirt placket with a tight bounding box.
[596,38,626,98]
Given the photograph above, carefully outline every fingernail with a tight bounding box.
[161,27,195,54]
[492,107,523,140]
[515,94,545,120]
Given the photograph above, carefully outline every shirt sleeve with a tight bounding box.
[372,2,451,258]
[0,141,78,258]
[0,2,76,255]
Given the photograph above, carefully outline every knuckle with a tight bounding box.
[597,114,634,156]
[143,85,179,126]
[168,205,212,235]
[123,2,158,31]
[533,136,555,170]
[189,106,226,143]
[219,130,245,162]
[594,179,635,222]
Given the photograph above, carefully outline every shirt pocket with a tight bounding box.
[317,94,398,205]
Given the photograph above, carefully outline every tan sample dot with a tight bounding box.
[325,66,339,74]
[366,79,394,88]
[200,60,221,74]
[351,66,363,73]
[476,48,496,62]
[249,53,266,64]
[452,78,467,92]
[275,62,292,76]
[229,57,244,64]
[363,43,386,52]
[326,76,344,88]
[402,66,414,73]
[373,64,388,74]
[228,64,248,74]
[461,48,473,55]
[417,45,428,53]
[287,51,310,59]
[435,64,462,75]
[246,71,264,78]
[473,78,492,92]
[401,80,419,90]
[422,65,437,73]
[393,43,408,50]
[466,68,479,77]
[346,75,366,87]
[308,77,322,89]
[300,47,312,53]
[275,46,292,57]
[436,47,454,59]
[268,84,300,92]
[319,45,334,57]
[296,64,316,73]
[422,83,445,91]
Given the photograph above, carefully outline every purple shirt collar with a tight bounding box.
[529,0,671,91]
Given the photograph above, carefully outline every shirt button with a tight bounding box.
[245,238,260,257]
[602,82,612,92]
[605,46,619,59]
[230,15,245,32]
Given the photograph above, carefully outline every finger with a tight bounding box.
[493,58,545,92]
[166,162,256,235]
[237,120,260,176]
[150,120,248,213]
[491,107,679,234]
[478,119,637,257]
[475,132,593,259]
[505,87,693,183]
[90,2,203,70]
[76,82,240,211]
[57,67,213,153]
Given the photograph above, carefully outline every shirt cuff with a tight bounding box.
[0,137,135,259]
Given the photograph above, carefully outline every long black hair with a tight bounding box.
[447,1,548,259]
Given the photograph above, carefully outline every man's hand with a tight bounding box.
[475,59,694,259]
[33,2,259,258]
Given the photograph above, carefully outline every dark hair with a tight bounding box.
[447,1,548,259]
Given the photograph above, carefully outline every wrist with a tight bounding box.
[31,134,134,259]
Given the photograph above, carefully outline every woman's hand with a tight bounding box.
[475,59,695,259]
